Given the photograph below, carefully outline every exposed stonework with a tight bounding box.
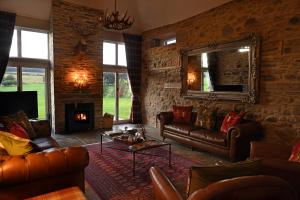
[50,0,103,133]
[142,0,300,145]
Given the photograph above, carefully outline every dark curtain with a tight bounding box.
[207,52,218,91]
[123,33,142,124]
[0,11,16,83]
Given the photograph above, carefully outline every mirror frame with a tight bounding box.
[180,35,260,104]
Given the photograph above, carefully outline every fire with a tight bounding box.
[75,113,87,121]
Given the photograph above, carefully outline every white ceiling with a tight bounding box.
[0,0,231,33]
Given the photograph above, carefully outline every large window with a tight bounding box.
[103,41,132,123]
[0,27,49,119]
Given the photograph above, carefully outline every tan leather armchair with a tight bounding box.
[149,167,297,200]
[250,141,300,199]
[0,119,89,200]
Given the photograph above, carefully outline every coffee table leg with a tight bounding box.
[133,152,136,177]
[168,144,171,167]
[100,134,103,154]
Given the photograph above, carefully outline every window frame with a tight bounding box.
[103,40,131,124]
[6,26,51,120]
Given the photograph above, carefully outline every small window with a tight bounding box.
[21,30,48,59]
[117,44,127,66]
[164,38,176,46]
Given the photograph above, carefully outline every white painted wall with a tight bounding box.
[0,0,231,33]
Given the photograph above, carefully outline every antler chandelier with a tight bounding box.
[100,0,134,30]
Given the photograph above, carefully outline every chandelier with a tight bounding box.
[100,0,134,30]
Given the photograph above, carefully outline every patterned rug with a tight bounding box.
[85,142,203,200]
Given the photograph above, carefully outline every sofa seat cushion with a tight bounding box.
[164,124,193,135]
[32,137,60,150]
[190,129,227,146]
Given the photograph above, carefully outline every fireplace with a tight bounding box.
[65,103,94,133]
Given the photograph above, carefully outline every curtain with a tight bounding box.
[207,52,218,91]
[123,33,142,124]
[0,11,16,83]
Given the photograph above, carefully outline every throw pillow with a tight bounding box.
[195,107,217,130]
[220,111,245,134]
[0,131,33,156]
[186,160,261,197]
[173,105,193,124]
[289,141,300,162]
[0,111,36,139]
[9,121,29,139]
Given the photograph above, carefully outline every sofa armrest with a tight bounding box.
[157,112,174,125]
[0,146,89,187]
[227,121,262,161]
[30,120,52,138]
[250,141,292,160]
[149,167,183,200]
[227,121,262,140]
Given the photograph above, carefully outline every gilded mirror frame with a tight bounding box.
[180,35,260,104]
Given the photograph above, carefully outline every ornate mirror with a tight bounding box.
[181,35,260,103]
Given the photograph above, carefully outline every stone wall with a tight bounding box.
[142,0,300,145]
[50,0,103,133]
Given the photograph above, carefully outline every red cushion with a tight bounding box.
[9,122,29,139]
[289,141,300,162]
[173,105,193,124]
[220,111,245,134]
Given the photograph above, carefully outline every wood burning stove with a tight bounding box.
[65,103,94,133]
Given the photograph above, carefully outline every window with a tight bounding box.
[201,53,212,92]
[103,41,131,123]
[0,27,49,119]
[164,38,176,46]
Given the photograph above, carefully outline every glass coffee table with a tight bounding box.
[99,129,171,176]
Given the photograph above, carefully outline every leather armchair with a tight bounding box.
[0,119,90,200]
[250,141,300,199]
[149,167,297,200]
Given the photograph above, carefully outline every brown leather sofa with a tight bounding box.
[0,120,89,200]
[158,112,262,161]
[149,166,297,200]
[250,141,300,199]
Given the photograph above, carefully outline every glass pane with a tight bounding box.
[103,42,116,65]
[0,66,17,91]
[22,67,46,119]
[9,30,18,57]
[203,71,212,92]
[201,53,208,68]
[119,73,132,120]
[118,44,127,66]
[103,72,116,118]
[21,30,48,59]
[165,38,176,45]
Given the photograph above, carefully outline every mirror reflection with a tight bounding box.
[187,46,250,93]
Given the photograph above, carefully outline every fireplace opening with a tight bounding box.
[74,111,89,123]
[65,103,94,133]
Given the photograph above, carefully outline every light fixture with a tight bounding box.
[99,0,134,30]
[238,46,250,53]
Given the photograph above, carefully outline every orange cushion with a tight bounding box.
[173,105,193,124]
[9,121,29,139]
[289,141,300,162]
[220,111,245,134]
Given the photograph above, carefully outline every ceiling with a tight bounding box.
[0,0,232,33]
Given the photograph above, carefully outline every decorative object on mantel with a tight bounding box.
[68,17,100,55]
[99,0,134,30]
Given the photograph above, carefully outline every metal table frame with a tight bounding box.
[99,133,172,176]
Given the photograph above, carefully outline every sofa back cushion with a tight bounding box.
[173,105,193,124]
[195,107,217,130]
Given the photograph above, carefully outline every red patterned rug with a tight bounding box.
[85,142,202,200]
